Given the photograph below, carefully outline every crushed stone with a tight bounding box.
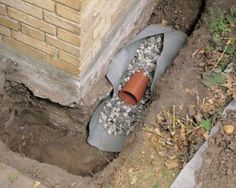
[99,35,164,136]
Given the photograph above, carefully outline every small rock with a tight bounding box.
[223,125,235,134]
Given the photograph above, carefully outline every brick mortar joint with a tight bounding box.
[13,0,56,12]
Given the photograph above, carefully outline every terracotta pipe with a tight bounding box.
[119,71,149,105]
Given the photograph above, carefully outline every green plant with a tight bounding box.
[202,72,225,88]
[8,172,19,183]
[208,8,230,37]
[200,119,212,131]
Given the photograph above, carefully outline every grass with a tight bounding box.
[208,7,235,56]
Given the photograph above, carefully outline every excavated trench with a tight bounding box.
[0,75,116,177]
[0,0,205,186]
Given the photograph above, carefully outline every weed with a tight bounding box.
[204,6,235,96]
[8,172,19,183]
[208,8,231,37]
[200,118,212,131]
[202,72,225,88]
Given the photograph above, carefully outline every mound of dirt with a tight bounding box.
[196,110,236,188]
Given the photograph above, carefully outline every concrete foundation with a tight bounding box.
[0,0,157,106]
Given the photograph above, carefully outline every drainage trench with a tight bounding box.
[0,0,205,184]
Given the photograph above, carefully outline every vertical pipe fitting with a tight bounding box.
[119,71,149,105]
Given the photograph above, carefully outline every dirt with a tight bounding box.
[0,0,235,187]
[0,60,115,177]
[92,1,213,187]
[0,0,208,187]
[149,0,204,33]
[97,0,235,187]
[148,26,211,162]
[196,111,236,188]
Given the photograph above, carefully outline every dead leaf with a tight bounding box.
[223,125,235,134]
[203,132,209,139]
[33,181,41,188]
[168,155,177,160]
[161,19,168,25]
[208,99,214,104]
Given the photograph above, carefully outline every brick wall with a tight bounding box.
[79,0,137,72]
[0,0,155,77]
[0,0,80,75]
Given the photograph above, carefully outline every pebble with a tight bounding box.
[98,35,164,136]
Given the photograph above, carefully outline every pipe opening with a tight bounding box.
[119,91,138,106]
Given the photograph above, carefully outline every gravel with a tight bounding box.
[99,35,164,136]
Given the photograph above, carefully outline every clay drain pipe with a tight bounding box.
[119,71,149,105]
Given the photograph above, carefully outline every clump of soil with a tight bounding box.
[196,110,236,188]
[0,61,115,177]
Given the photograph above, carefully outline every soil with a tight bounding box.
[196,111,236,188]
[0,61,115,177]
[0,0,208,187]
[97,0,235,187]
[91,1,213,187]
[0,0,234,187]
[149,0,204,34]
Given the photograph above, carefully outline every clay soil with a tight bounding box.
[0,0,235,187]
